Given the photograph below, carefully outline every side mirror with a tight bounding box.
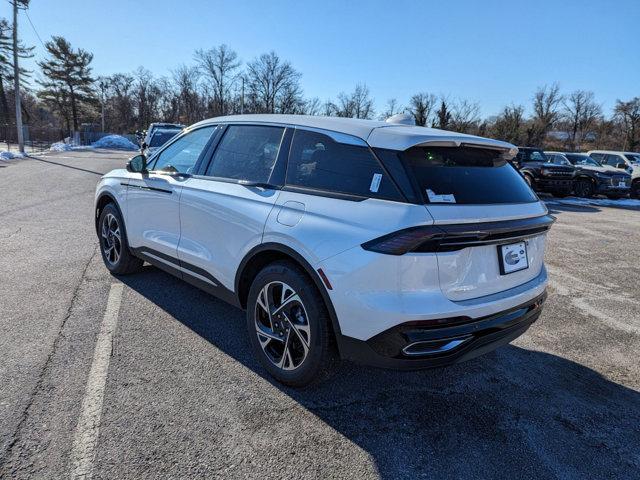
[616,162,626,169]
[141,142,148,150]
[126,154,147,173]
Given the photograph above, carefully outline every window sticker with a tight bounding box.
[369,173,382,193]
[426,189,456,203]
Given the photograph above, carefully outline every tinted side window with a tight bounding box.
[206,125,284,182]
[590,153,605,162]
[286,129,402,200]
[605,154,623,166]
[150,126,215,173]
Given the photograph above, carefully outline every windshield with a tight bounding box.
[528,150,547,162]
[399,146,538,204]
[149,130,179,148]
[625,153,640,164]
[547,154,571,165]
[565,154,600,167]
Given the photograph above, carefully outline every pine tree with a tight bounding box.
[37,36,95,132]
[0,17,33,124]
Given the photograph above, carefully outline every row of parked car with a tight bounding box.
[514,148,640,199]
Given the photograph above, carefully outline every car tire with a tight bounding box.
[631,181,640,199]
[574,178,594,198]
[246,260,336,387]
[523,173,534,188]
[98,203,143,275]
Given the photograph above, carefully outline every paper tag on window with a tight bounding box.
[369,173,382,193]
[426,189,456,203]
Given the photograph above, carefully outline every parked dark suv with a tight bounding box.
[514,147,575,196]
[547,152,631,199]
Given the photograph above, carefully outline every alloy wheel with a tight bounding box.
[575,179,593,197]
[101,213,122,266]
[254,281,311,371]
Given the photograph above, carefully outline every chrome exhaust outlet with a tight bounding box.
[402,336,472,357]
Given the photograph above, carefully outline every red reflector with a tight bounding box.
[317,268,333,290]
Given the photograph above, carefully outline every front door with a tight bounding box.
[125,125,217,261]
[177,124,289,291]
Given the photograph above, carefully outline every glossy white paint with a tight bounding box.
[263,191,434,265]
[190,114,518,159]
[319,245,547,340]
[95,114,551,344]
[125,173,183,258]
[177,178,280,290]
[436,234,545,301]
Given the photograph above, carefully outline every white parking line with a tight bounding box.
[69,282,124,479]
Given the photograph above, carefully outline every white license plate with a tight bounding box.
[618,181,626,188]
[498,241,529,275]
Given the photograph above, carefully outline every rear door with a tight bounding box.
[125,125,217,260]
[398,145,548,301]
[177,124,289,291]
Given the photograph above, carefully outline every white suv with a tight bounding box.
[95,115,553,386]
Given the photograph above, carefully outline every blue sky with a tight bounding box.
[10,0,640,117]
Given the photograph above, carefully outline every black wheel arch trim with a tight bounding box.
[235,242,347,353]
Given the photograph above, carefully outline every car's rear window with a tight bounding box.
[399,146,538,204]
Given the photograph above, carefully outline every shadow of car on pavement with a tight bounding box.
[118,266,640,480]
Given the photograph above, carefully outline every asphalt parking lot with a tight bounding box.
[0,149,639,479]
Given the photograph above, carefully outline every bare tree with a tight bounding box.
[433,98,452,129]
[333,83,374,119]
[245,51,302,114]
[562,90,601,150]
[195,44,240,117]
[172,65,203,124]
[491,104,526,144]
[379,98,401,120]
[529,83,562,145]
[406,92,437,126]
[614,97,640,151]
[450,99,481,133]
[105,73,135,132]
[302,97,322,116]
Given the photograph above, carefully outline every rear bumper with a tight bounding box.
[336,292,546,370]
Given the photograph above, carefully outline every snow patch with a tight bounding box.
[92,135,138,151]
[548,196,640,209]
[0,150,25,160]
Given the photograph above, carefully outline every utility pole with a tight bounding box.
[12,0,24,154]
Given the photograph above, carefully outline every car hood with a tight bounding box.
[576,165,618,174]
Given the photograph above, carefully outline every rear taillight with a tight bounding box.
[361,226,445,255]
[361,215,555,256]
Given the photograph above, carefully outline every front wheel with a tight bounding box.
[246,261,335,387]
[98,203,143,275]
[631,182,640,199]
[574,178,594,198]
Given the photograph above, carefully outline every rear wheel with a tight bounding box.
[246,261,335,387]
[631,181,640,199]
[574,178,595,198]
[98,203,143,275]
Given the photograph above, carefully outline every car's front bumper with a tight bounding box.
[595,184,630,195]
[336,292,546,370]
[536,178,573,192]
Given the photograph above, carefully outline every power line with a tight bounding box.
[24,9,46,50]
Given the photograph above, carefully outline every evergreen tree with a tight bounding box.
[37,36,95,132]
[0,17,34,124]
